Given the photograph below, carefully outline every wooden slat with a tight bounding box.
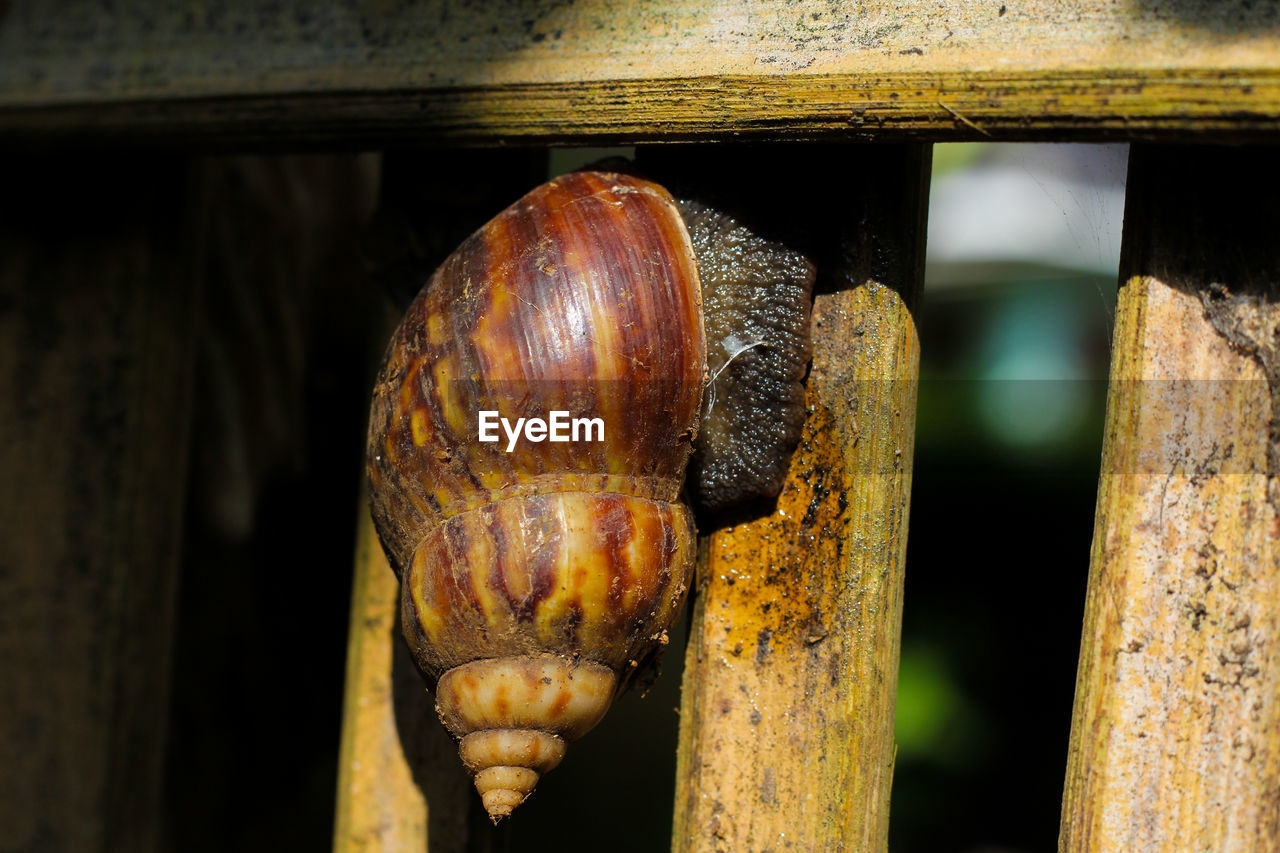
[2,1,1280,144]
[0,157,200,852]
[669,145,929,852]
[334,505,472,853]
[1060,145,1280,850]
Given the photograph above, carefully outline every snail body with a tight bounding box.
[367,172,704,820]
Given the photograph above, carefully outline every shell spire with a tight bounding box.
[366,171,705,820]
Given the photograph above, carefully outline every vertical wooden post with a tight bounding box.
[671,145,931,852]
[1060,146,1280,850]
[0,157,200,852]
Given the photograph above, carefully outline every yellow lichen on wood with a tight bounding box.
[333,506,470,853]
[1060,146,1280,851]
[673,145,929,852]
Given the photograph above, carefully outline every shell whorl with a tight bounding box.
[366,172,705,820]
[439,656,616,821]
[368,171,705,567]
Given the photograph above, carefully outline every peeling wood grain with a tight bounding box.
[2,1,1280,143]
[671,145,928,852]
[1060,145,1280,851]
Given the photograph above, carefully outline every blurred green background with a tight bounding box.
[888,142,1120,852]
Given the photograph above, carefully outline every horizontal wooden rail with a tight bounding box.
[3,1,1280,144]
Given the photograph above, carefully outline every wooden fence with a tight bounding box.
[2,2,1279,851]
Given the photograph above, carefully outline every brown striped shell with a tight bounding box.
[366,171,705,821]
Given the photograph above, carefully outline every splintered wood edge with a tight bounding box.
[3,69,1280,145]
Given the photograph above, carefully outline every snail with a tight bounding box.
[366,168,813,821]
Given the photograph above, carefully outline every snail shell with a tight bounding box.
[366,172,703,820]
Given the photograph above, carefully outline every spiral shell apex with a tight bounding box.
[366,172,705,820]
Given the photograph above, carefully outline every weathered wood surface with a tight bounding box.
[2,1,1280,144]
[669,145,929,852]
[0,158,200,851]
[1060,145,1280,850]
